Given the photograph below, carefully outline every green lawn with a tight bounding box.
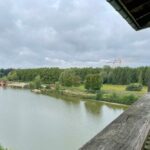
[57,84,147,105]
[64,84,147,97]
[102,84,126,92]
[102,84,147,96]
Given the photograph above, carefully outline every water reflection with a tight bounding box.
[44,92,81,105]
[0,88,126,150]
[84,101,103,115]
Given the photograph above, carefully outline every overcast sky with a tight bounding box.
[0,0,150,68]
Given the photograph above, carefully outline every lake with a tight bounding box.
[0,88,127,150]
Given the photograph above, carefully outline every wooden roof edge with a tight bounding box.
[107,0,140,31]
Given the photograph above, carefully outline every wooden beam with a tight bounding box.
[107,0,150,30]
[122,0,149,10]
[80,94,150,150]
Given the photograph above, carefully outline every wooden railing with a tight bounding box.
[80,94,150,150]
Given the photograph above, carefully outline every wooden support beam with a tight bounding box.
[80,94,150,150]
[107,0,150,30]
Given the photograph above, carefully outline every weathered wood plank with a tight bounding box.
[143,131,150,150]
[80,94,150,150]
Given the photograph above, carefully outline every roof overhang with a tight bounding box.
[107,0,150,30]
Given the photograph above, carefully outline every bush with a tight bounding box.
[96,91,103,100]
[110,92,118,101]
[59,70,81,87]
[121,94,138,104]
[102,93,138,105]
[55,82,60,91]
[7,71,18,81]
[126,83,143,91]
[29,75,41,89]
[84,74,103,92]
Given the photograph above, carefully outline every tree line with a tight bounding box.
[0,68,13,78]
[1,66,150,86]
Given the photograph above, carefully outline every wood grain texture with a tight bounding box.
[143,131,150,150]
[80,94,150,150]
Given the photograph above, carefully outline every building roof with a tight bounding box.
[107,0,150,30]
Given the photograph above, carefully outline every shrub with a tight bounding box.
[7,71,18,81]
[126,83,143,91]
[110,92,118,101]
[55,82,60,91]
[84,74,103,92]
[121,94,138,104]
[29,75,41,89]
[102,93,138,105]
[96,91,103,100]
[59,70,81,87]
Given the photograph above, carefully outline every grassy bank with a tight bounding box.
[6,81,147,105]
[7,82,29,88]
[41,84,147,105]
[69,84,147,96]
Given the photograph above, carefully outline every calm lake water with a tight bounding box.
[0,88,127,150]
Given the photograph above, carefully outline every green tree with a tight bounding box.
[84,74,103,91]
[138,70,143,84]
[7,71,18,81]
[7,66,150,86]
[126,83,143,91]
[59,70,81,87]
[30,75,41,89]
[55,82,60,91]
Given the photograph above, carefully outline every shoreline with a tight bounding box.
[40,89,129,108]
[2,85,128,107]
[7,82,29,88]
[2,82,138,106]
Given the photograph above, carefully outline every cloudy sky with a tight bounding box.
[0,0,150,68]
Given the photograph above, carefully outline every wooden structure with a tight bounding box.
[0,80,7,87]
[143,132,150,150]
[80,94,150,150]
[79,1,150,150]
[107,0,150,30]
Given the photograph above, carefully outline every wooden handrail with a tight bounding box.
[80,94,150,150]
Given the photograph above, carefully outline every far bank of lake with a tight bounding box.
[4,82,147,105]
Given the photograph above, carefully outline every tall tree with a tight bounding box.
[59,70,81,87]
[84,74,103,91]
[30,75,41,89]
[7,71,18,81]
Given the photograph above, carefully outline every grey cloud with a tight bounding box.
[0,0,150,68]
